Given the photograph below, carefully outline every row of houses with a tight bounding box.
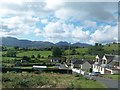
[66,54,120,74]
[19,54,119,75]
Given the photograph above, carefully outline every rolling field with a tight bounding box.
[17,51,52,58]
[103,44,118,51]
[64,47,88,55]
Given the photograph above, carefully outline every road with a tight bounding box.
[96,77,119,89]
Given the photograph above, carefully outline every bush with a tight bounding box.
[2,77,12,82]
[14,79,29,87]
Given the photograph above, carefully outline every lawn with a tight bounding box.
[2,72,106,88]
[17,51,52,58]
[101,74,120,80]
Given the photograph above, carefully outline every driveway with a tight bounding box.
[96,77,119,89]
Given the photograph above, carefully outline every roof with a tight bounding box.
[86,60,95,64]
[104,54,115,63]
[71,59,85,64]
[51,58,61,60]
[113,55,120,62]
[71,59,95,65]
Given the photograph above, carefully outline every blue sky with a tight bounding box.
[0,0,119,44]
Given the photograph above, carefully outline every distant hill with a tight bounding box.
[72,42,92,47]
[56,41,70,47]
[0,37,92,48]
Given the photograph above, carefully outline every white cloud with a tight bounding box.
[34,28,42,36]
[40,21,90,43]
[0,16,38,36]
[44,0,64,10]
[90,25,118,43]
[41,19,48,24]
[54,2,117,22]
[55,8,74,20]
[72,27,90,41]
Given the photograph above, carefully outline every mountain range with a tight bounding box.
[0,37,92,48]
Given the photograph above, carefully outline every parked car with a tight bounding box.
[84,75,96,81]
[90,72,101,76]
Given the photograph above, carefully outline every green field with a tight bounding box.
[103,44,118,51]
[0,51,7,56]
[101,74,120,80]
[17,51,52,58]
[75,48,89,54]
[2,72,106,88]
[65,47,88,55]
[2,57,21,63]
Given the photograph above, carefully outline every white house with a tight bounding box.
[93,54,120,74]
[50,58,61,63]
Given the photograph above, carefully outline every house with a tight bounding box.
[70,59,95,71]
[50,58,61,63]
[93,54,120,74]
[21,60,28,63]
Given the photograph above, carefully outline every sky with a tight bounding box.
[0,0,119,44]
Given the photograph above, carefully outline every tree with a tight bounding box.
[88,43,105,56]
[31,55,35,58]
[22,56,30,61]
[52,47,62,57]
[71,49,76,55]
[6,50,16,57]
[14,46,19,50]
[48,55,51,58]
[37,54,41,58]
[95,43,99,46]
[0,46,7,51]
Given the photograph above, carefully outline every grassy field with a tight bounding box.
[103,44,118,51]
[2,72,106,88]
[64,47,95,60]
[65,47,88,55]
[65,54,95,60]
[0,51,7,56]
[2,57,21,63]
[17,51,52,58]
[75,48,89,54]
[101,74,120,80]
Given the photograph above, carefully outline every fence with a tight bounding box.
[72,68,85,75]
[2,67,72,74]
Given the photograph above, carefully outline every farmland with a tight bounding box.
[17,51,52,58]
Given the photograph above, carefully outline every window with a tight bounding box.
[96,59,99,62]
[103,60,106,64]
[97,66,98,69]
[101,67,102,71]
